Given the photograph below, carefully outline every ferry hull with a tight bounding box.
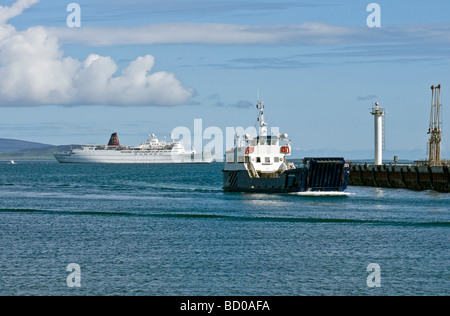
[223,158,350,193]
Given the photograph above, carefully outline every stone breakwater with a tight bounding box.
[349,164,450,193]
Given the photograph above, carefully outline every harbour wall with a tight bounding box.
[348,164,450,193]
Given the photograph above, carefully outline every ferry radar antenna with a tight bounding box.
[256,97,267,137]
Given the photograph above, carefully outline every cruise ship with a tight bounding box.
[223,99,350,193]
[54,133,214,164]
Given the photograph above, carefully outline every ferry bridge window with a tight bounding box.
[265,157,270,163]
[274,157,280,163]
[256,157,261,163]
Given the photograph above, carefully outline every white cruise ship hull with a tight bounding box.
[54,151,214,164]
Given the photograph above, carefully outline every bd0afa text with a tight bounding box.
[225,301,270,311]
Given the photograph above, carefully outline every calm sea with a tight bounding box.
[0,161,448,296]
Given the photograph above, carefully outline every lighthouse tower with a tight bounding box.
[371,102,386,165]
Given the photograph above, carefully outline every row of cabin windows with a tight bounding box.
[245,156,281,163]
[249,140,279,146]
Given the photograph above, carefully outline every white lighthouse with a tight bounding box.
[371,102,386,165]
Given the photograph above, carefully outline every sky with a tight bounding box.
[0,0,449,160]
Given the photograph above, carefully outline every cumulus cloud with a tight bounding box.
[0,0,40,24]
[214,100,253,109]
[0,0,194,107]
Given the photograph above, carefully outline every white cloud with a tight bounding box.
[47,22,450,47]
[0,0,40,24]
[0,0,194,107]
[48,23,363,46]
[74,54,193,106]
[2,0,449,107]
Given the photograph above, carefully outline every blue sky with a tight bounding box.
[0,0,449,160]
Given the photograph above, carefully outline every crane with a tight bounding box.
[427,84,443,166]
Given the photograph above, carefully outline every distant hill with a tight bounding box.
[0,139,81,161]
[0,138,53,152]
[0,145,82,161]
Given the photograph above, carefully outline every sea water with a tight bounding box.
[0,161,448,296]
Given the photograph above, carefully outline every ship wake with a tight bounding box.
[290,191,354,197]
